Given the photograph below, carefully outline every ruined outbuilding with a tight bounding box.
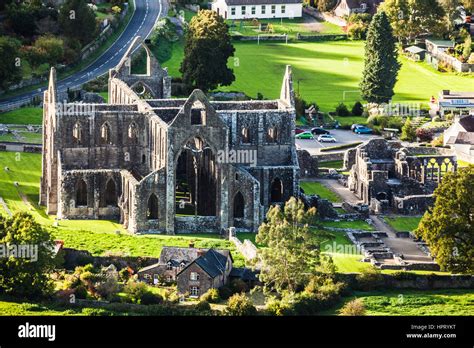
[40,37,299,234]
[345,138,457,214]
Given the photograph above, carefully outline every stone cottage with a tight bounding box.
[137,245,233,297]
[40,37,299,234]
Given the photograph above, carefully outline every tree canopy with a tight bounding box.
[180,10,235,92]
[0,36,22,90]
[0,213,56,298]
[360,11,401,104]
[416,166,474,273]
[59,0,97,46]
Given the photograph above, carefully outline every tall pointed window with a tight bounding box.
[76,179,88,207]
[100,123,111,145]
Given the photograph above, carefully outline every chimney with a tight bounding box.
[442,90,450,96]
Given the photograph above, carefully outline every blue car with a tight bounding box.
[354,126,373,134]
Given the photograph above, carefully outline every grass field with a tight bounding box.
[300,181,342,202]
[162,40,474,111]
[384,216,422,232]
[0,107,42,125]
[318,160,343,169]
[326,289,474,316]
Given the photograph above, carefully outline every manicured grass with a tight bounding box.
[0,107,42,125]
[318,219,374,231]
[164,40,474,112]
[384,216,422,232]
[318,160,343,169]
[331,290,474,316]
[331,115,368,127]
[300,181,342,202]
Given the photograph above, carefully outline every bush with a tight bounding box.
[224,293,257,316]
[338,298,366,316]
[200,288,220,303]
[231,279,248,294]
[355,267,384,291]
[140,291,163,305]
[335,102,351,116]
[74,286,88,299]
[351,101,364,116]
[195,300,211,312]
[432,116,441,122]
[347,22,367,40]
[416,128,434,142]
[123,280,149,304]
[219,285,233,300]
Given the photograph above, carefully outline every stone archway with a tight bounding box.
[270,178,283,203]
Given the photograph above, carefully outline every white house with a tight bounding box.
[211,0,302,20]
[444,115,474,163]
[333,0,382,18]
[437,90,474,117]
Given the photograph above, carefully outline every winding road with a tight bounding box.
[0,0,167,111]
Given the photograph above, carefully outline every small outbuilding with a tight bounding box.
[404,46,426,61]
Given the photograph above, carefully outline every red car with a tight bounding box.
[295,128,305,135]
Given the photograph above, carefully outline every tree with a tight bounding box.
[351,101,364,116]
[415,166,474,273]
[316,0,338,12]
[180,10,235,92]
[339,298,366,316]
[59,0,97,46]
[224,293,257,316]
[256,197,330,293]
[380,0,446,43]
[400,117,417,141]
[34,36,64,65]
[360,12,401,104]
[0,213,56,298]
[5,2,39,37]
[440,0,463,36]
[0,36,22,90]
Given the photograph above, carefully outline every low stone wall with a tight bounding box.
[230,236,257,261]
[296,33,348,41]
[314,152,345,162]
[339,273,474,290]
[298,149,318,178]
[174,216,219,233]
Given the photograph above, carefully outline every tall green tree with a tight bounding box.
[440,0,463,36]
[360,12,401,104]
[0,36,22,90]
[59,0,97,46]
[0,213,56,298]
[416,166,474,273]
[180,10,235,92]
[256,197,331,293]
[400,117,417,141]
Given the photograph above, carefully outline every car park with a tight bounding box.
[317,134,337,142]
[353,126,373,134]
[311,127,330,135]
[295,128,305,135]
[295,131,314,139]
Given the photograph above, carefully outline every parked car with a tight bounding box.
[354,126,373,134]
[295,128,305,135]
[351,124,364,132]
[311,127,330,135]
[295,131,314,139]
[318,134,337,142]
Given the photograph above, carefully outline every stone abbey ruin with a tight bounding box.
[40,37,299,234]
[345,138,457,215]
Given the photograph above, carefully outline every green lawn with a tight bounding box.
[300,181,342,202]
[0,107,43,125]
[328,290,474,316]
[331,115,368,127]
[318,219,374,230]
[318,160,343,169]
[163,40,474,112]
[384,216,422,232]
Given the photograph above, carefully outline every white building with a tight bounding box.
[211,0,302,20]
[444,115,474,163]
[437,90,474,117]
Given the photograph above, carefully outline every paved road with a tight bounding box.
[0,0,166,111]
[296,129,377,156]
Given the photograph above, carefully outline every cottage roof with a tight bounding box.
[404,46,426,54]
[194,249,229,278]
[451,132,474,145]
[459,115,474,132]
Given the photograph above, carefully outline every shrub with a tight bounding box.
[123,280,149,304]
[140,291,163,305]
[347,22,367,40]
[351,101,364,116]
[355,267,384,291]
[339,298,366,316]
[431,134,444,147]
[200,288,220,303]
[219,285,233,300]
[195,300,211,312]
[335,102,351,116]
[432,116,441,122]
[119,268,131,282]
[224,293,257,316]
[231,279,248,294]
[416,128,434,142]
